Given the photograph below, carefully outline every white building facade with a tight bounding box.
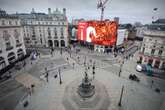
[16,8,68,48]
[139,30,165,69]
[136,26,147,39]
[0,9,26,70]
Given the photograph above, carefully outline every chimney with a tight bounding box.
[31,8,35,14]
[63,8,66,16]
[48,8,51,14]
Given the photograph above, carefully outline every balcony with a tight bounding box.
[54,36,58,39]
[48,36,52,39]
[6,46,13,51]
[60,36,64,39]
[16,43,22,47]
[32,37,36,40]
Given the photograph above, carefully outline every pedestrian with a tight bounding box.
[73,62,75,69]
[151,80,154,88]
[84,62,86,66]
[38,52,40,58]
[31,84,35,93]
[28,87,32,96]
[23,61,26,67]
[45,72,49,82]
[132,54,134,58]
[45,68,49,82]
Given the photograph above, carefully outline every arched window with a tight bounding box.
[54,40,59,47]
[60,40,65,47]
[0,57,6,70]
[8,52,16,64]
[17,48,24,58]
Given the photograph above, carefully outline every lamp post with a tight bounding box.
[45,67,49,83]
[58,68,62,84]
[92,62,95,79]
[118,58,124,77]
[60,47,62,55]
[118,85,124,107]
[84,56,87,67]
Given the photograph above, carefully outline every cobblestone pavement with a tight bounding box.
[0,46,165,110]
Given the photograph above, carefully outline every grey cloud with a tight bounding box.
[0,0,165,24]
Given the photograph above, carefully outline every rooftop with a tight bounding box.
[144,30,165,38]
[0,9,18,19]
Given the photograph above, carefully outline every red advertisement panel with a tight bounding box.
[77,20,118,46]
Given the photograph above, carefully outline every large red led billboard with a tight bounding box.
[77,21,118,46]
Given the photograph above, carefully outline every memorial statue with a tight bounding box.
[78,71,95,98]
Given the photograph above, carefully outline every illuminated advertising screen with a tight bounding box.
[77,21,118,46]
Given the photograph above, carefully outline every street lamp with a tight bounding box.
[118,58,124,77]
[92,62,96,79]
[60,47,62,55]
[58,68,62,84]
[84,56,87,67]
[118,85,124,106]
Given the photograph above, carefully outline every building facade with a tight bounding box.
[0,9,26,70]
[139,30,165,69]
[136,26,147,40]
[15,8,68,48]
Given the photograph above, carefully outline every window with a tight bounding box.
[142,47,145,53]
[47,27,51,36]
[2,20,5,25]
[16,39,20,44]
[3,30,10,41]
[54,28,57,36]
[14,29,19,39]
[60,28,63,36]
[6,42,11,47]
[9,21,12,25]
[40,38,42,44]
[151,49,155,55]
[158,50,163,56]
[15,21,18,25]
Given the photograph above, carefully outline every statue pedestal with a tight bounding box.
[78,77,95,98]
[63,79,110,110]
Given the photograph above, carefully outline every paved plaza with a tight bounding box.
[0,45,165,110]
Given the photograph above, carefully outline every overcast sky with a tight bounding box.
[0,0,165,24]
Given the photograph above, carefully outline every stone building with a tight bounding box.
[0,9,26,70]
[15,8,68,48]
[139,19,165,69]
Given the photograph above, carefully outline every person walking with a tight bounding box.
[73,62,75,69]
[45,68,49,82]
